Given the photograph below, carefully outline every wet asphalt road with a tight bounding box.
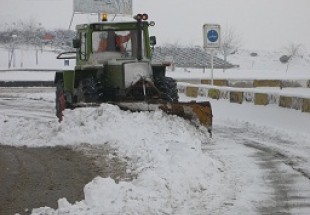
[210,125,310,215]
[0,88,132,214]
[0,145,102,215]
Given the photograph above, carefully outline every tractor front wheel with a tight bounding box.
[155,76,179,102]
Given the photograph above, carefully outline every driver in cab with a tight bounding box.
[97,31,131,53]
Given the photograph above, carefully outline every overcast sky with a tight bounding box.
[0,0,309,51]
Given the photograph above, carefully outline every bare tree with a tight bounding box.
[1,22,21,68]
[282,43,304,73]
[220,26,242,72]
[1,18,44,46]
[0,18,45,67]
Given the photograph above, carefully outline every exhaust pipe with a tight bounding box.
[137,19,143,61]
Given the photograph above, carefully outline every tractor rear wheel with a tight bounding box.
[155,76,179,102]
[56,80,65,122]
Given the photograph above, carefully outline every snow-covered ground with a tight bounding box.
[0,46,73,81]
[0,46,74,70]
[166,49,310,80]
[1,47,310,81]
[1,89,309,214]
[0,47,310,214]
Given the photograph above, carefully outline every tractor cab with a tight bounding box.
[71,14,155,67]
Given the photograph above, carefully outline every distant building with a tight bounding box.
[43,32,55,44]
[152,47,238,69]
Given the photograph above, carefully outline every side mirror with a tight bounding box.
[150,36,156,46]
[73,38,81,48]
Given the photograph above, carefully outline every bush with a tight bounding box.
[279,55,290,63]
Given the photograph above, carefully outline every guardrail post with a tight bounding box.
[230,92,243,104]
[208,89,220,99]
[302,98,310,112]
[185,86,199,98]
[254,93,269,105]
[279,96,292,109]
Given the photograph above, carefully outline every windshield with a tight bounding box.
[92,30,144,59]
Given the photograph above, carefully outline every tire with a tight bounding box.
[155,76,179,102]
[55,80,65,122]
[76,77,102,103]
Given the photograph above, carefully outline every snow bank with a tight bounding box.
[0,104,217,214]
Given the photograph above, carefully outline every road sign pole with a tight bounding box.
[211,50,214,86]
[203,24,220,86]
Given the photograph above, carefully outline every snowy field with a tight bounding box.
[167,49,310,81]
[0,46,73,81]
[1,47,310,214]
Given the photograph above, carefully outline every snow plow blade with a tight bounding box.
[117,101,213,136]
[159,101,213,136]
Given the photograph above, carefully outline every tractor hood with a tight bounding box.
[106,60,152,89]
[123,61,152,88]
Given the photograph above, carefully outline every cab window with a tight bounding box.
[92,30,144,59]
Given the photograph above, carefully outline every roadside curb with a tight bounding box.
[0,81,54,87]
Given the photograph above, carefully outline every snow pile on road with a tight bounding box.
[1,104,218,214]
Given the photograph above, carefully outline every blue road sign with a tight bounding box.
[207,30,219,43]
[203,24,220,49]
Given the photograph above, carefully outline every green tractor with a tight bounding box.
[55,14,212,135]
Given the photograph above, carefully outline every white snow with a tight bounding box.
[0,47,310,214]
[167,49,310,80]
[1,103,217,214]
[0,46,74,81]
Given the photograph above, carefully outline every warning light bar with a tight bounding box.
[101,13,108,22]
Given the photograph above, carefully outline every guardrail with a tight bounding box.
[178,80,310,113]
[175,78,310,88]
[1,74,309,113]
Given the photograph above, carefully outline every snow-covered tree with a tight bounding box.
[219,26,242,72]
[0,18,45,67]
[282,43,304,73]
